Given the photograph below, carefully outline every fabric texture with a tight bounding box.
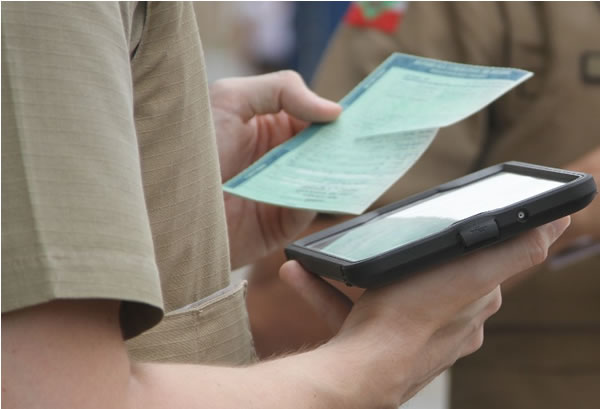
[2,1,255,364]
[313,2,600,408]
[2,1,163,338]
[127,281,255,365]
[125,1,255,365]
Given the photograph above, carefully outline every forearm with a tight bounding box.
[3,301,387,409]
[5,221,569,409]
[130,344,373,409]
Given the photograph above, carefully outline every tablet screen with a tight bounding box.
[308,172,565,261]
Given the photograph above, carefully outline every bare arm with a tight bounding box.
[2,218,570,409]
[2,300,354,409]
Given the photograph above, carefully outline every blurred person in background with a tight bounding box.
[215,1,350,82]
[235,2,296,73]
[246,2,600,408]
[292,1,350,82]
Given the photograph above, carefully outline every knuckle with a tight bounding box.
[466,326,485,355]
[473,327,485,351]
[209,78,230,97]
[278,69,303,84]
[526,229,550,266]
[485,288,503,317]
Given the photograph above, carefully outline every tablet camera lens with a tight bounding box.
[517,209,528,222]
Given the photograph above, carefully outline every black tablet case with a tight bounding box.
[285,162,597,288]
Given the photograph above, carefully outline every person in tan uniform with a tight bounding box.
[246,2,600,408]
[1,2,575,408]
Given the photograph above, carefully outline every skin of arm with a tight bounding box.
[2,217,570,409]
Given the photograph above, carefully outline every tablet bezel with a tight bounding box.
[285,161,597,288]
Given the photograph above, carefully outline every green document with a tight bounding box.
[224,53,532,214]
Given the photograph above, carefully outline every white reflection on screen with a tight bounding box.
[312,172,564,261]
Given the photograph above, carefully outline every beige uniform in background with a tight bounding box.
[2,2,255,366]
[314,2,600,408]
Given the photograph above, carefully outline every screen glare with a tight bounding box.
[310,172,564,261]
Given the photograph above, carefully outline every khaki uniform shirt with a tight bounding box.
[2,2,255,366]
[314,2,600,408]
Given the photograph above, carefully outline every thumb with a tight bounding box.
[221,71,342,123]
[279,260,353,333]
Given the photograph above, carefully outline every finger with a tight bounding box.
[456,289,500,357]
[476,286,503,323]
[287,116,311,135]
[278,207,316,243]
[444,285,503,328]
[279,260,353,333]
[219,71,342,123]
[435,216,571,304]
[429,286,500,354]
[460,286,502,356]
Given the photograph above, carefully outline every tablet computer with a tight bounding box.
[285,161,597,288]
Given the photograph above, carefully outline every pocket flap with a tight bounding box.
[127,281,256,365]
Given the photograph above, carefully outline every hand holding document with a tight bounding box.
[224,53,532,214]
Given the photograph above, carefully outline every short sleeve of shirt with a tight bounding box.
[1,2,163,338]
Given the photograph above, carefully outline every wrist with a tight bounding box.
[319,323,432,409]
[270,338,404,409]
